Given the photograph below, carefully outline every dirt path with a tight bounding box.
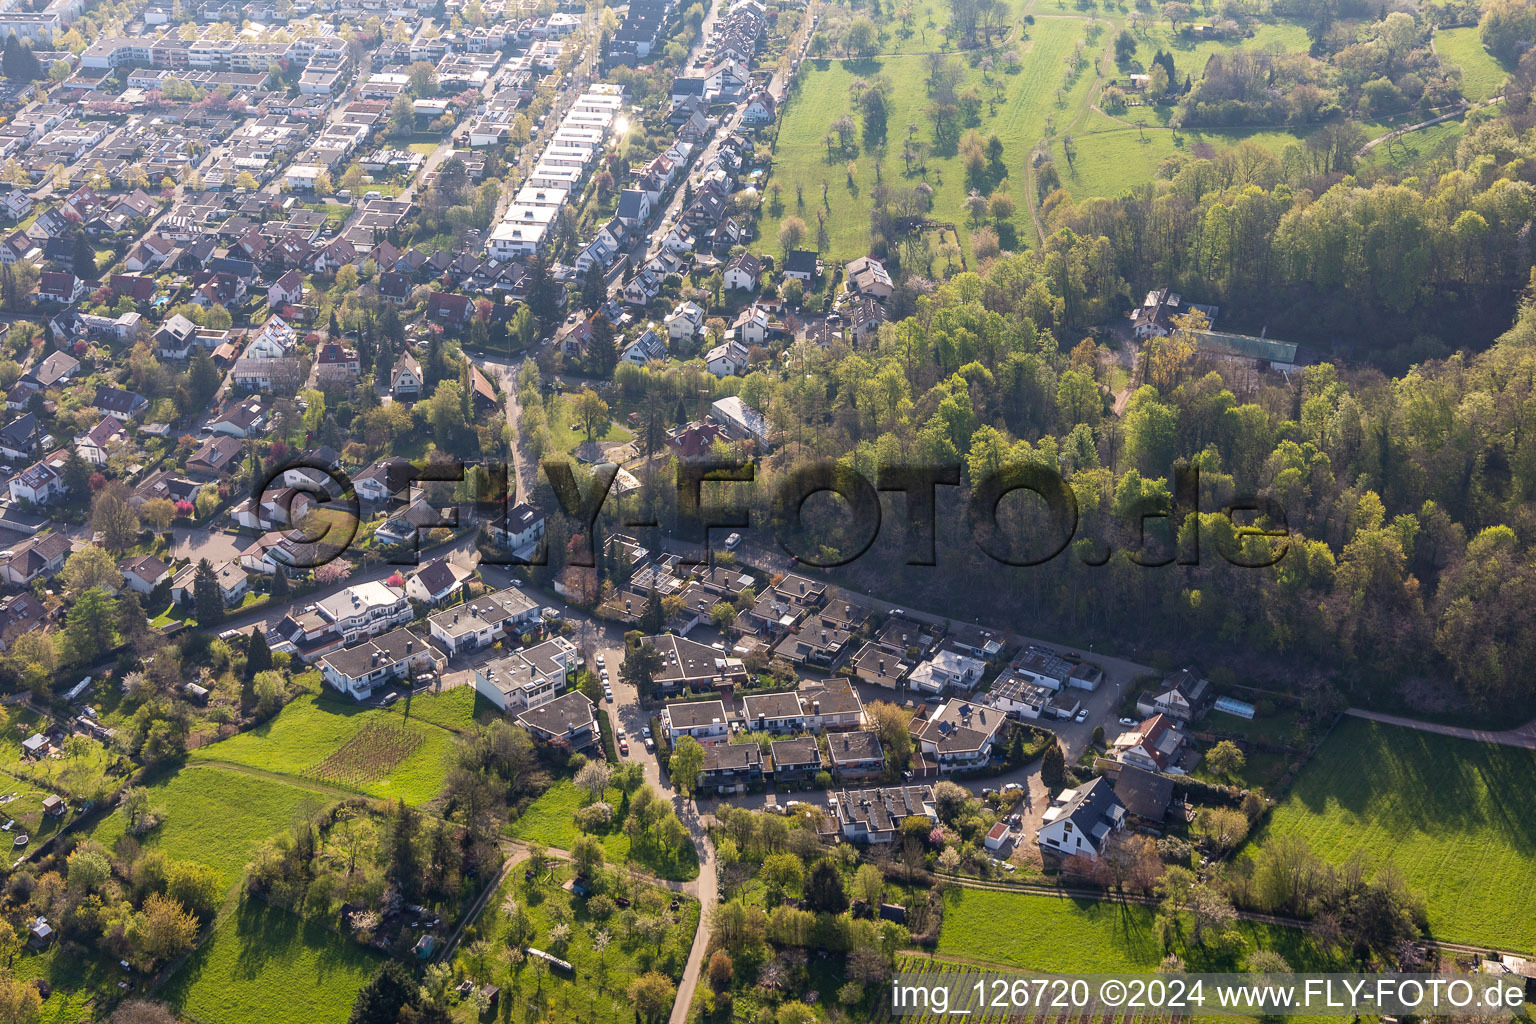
[1344,708,1536,750]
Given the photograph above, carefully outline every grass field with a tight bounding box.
[187,690,481,806]
[1436,26,1509,102]
[1258,717,1536,951]
[1363,114,1468,170]
[87,764,329,891]
[10,943,119,1024]
[509,781,699,881]
[161,901,382,1024]
[1051,116,1311,198]
[762,16,1098,260]
[1123,19,1311,86]
[938,888,1343,972]
[546,391,637,455]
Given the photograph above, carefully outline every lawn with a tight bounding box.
[1436,26,1509,102]
[545,392,637,456]
[509,781,699,881]
[1122,19,1311,86]
[938,888,1342,972]
[1363,113,1468,171]
[87,763,330,891]
[187,690,477,806]
[1257,717,1536,950]
[761,16,1098,261]
[1050,118,1312,199]
[161,901,382,1024]
[450,863,697,1024]
[10,943,120,1024]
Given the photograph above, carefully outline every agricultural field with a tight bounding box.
[187,690,477,806]
[1257,717,1536,951]
[1435,26,1509,102]
[449,863,698,1024]
[938,889,1343,972]
[86,763,330,891]
[508,781,699,881]
[160,901,382,1024]
[761,15,1098,260]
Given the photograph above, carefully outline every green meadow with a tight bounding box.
[1258,717,1536,951]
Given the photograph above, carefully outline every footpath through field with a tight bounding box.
[1344,708,1536,750]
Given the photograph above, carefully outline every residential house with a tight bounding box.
[38,271,85,304]
[659,699,730,745]
[1110,713,1187,773]
[426,587,541,656]
[827,785,935,843]
[516,691,597,750]
[705,339,749,377]
[907,648,986,695]
[1112,764,1175,824]
[913,698,1007,771]
[1037,777,1126,861]
[319,627,441,701]
[782,249,819,282]
[827,730,885,781]
[648,634,750,692]
[8,458,66,505]
[665,300,705,341]
[19,350,79,391]
[119,554,171,595]
[769,737,821,786]
[0,532,70,585]
[92,386,148,421]
[621,329,668,366]
[169,559,248,607]
[267,269,304,309]
[75,416,126,466]
[186,435,244,479]
[845,256,893,301]
[722,251,761,292]
[390,351,423,400]
[404,556,473,606]
[710,396,770,447]
[0,413,40,462]
[698,742,763,794]
[1136,668,1210,722]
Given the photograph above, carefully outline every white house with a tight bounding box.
[665,300,705,341]
[404,557,473,606]
[1037,777,1126,861]
[705,339,749,377]
[659,699,730,745]
[319,628,441,701]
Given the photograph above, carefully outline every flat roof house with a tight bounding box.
[769,736,822,786]
[699,742,763,794]
[427,588,540,656]
[660,699,729,745]
[827,730,885,781]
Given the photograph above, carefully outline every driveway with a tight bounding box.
[170,525,247,565]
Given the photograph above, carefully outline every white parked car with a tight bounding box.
[1119,717,1137,727]
[1075,709,1089,723]
[595,654,605,668]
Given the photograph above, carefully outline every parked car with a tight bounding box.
[595,654,605,668]
[641,725,651,739]
[1002,783,1023,793]
[644,737,655,752]
[1075,709,1089,723]
[605,691,614,703]
[619,739,629,755]
[1119,717,1137,727]
[615,727,626,740]
[724,532,742,550]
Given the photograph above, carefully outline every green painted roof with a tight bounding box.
[1193,330,1298,363]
